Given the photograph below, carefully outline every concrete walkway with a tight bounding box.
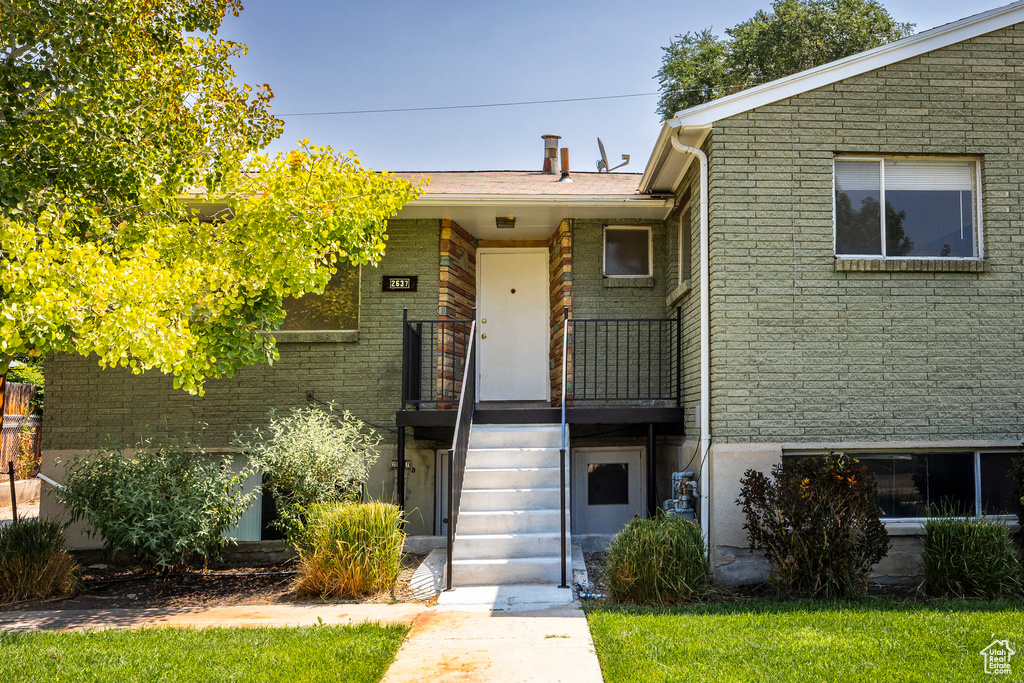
[382,586,604,683]
[0,603,427,632]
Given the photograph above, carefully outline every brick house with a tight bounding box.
[41,3,1023,584]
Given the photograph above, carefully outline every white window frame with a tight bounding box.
[832,155,984,260]
[819,449,1017,525]
[603,225,653,278]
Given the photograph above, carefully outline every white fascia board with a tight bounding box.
[640,125,712,194]
[409,194,672,208]
[668,1,1024,129]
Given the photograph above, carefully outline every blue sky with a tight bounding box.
[218,1,1006,172]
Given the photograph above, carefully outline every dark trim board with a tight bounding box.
[397,406,685,428]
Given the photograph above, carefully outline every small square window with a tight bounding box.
[280,263,360,331]
[604,226,652,277]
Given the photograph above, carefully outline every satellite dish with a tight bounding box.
[596,137,630,172]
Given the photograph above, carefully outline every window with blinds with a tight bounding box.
[834,157,979,258]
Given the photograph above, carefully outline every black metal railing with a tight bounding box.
[558,307,569,589]
[401,309,474,410]
[569,307,682,405]
[445,314,477,591]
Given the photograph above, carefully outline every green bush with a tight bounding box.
[58,442,257,571]
[739,453,890,599]
[295,502,404,598]
[238,406,381,544]
[0,519,79,603]
[923,515,1022,599]
[605,515,710,605]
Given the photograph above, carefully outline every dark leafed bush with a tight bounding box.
[58,441,257,571]
[923,515,1021,599]
[295,502,405,599]
[0,519,79,603]
[739,453,890,599]
[1010,456,1024,529]
[605,515,710,605]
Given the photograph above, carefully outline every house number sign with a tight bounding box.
[382,275,418,292]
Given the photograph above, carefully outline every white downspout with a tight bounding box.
[669,133,711,549]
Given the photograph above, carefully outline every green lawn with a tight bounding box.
[587,600,1024,682]
[0,623,407,683]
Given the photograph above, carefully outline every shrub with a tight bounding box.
[605,515,710,605]
[58,441,257,571]
[1010,455,1024,529]
[294,502,404,598]
[0,519,79,603]
[239,406,381,543]
[738,453,890,599]
[923,515,1022,599]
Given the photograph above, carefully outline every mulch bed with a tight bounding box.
[1,552,429,612]
[583,550,924,604]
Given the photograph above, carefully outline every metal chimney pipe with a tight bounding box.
[542,134,560,174]
[559,148,571,181]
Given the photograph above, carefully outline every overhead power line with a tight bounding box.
[276,92,660,117]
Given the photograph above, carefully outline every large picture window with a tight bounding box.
[834,157,980,258]
[280,263,360,331]
[856,451,1016,519]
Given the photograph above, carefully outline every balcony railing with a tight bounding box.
[400,307,681,410]
[569,308,682,406]
[401,310,473,410]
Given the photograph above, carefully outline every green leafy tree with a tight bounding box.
[0,0,423,401]
[657,0,914,119]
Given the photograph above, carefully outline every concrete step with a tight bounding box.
[463,467,561,490]
[461,487,562,512]
[450,557,565,585]
[457,509,564,534]
[452,532,564,560]
[466,447,562,469]
[469,424,562,449]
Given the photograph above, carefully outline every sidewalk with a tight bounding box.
[382,586,604,683]
[0,603,426,632]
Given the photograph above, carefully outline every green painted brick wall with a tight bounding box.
[569,218,673,401]
[43,219,443,449]
[706,24,1024,444]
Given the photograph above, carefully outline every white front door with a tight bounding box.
[572,447,646,535]
[477,249,550,401]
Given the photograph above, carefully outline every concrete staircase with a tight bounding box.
[451,424,570,586]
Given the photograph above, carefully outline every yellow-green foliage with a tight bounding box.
[0,519,79,603]
[295,502,405,599]
[606,516,710,605]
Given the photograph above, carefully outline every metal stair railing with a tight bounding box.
[445,311,477,590]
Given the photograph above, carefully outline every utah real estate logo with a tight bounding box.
[980,640,1015,675]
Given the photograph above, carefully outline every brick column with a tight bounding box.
[548,219,573,407]
[438,220,477,406]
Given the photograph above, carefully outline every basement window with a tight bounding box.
[604,225,652,277]
[834,157,981,259]
[855,451,1016,519]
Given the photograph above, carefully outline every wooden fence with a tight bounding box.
[1,383,41,482]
